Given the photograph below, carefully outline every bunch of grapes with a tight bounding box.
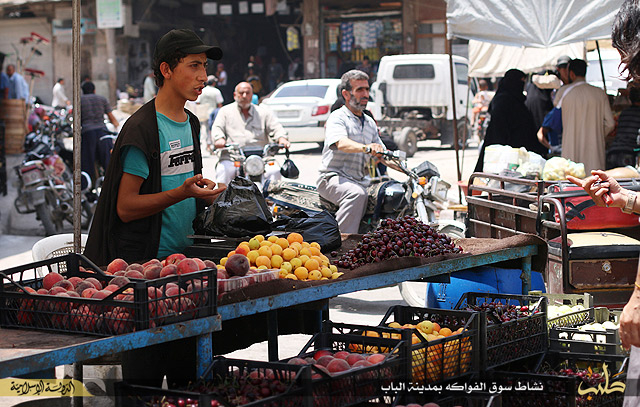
[334,216,462,270]
[465,303,535,324]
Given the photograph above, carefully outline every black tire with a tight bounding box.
[440,120,470,148]
[394,127,418,157]
[36,203,57,236]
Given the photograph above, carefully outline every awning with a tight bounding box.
[446,0,624,48]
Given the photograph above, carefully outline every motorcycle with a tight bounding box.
[216,143,296,190]
[14,129,94,236]
[263,149,465,307]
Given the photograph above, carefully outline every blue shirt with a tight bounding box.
[8,72,29,101]
[0,72,9,98]
[121,112,196,258]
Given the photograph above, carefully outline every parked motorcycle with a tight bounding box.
[216,143,296,190]
[14,129,93,236]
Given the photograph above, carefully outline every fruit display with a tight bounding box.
[115,357,308,407]
[550,317,626,356]
[378,307,478,385]
[334,216,462,270]
[215,233,343,282]
[0,253,215,336]
[455,293,547,370]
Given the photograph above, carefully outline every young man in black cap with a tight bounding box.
[84,28,225,387]
[85,28,225,265]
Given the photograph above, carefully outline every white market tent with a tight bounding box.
[444,0,625,184]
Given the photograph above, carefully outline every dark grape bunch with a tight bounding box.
[334,216,463,269]
[465,302,536,324]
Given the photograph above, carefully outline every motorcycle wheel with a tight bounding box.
[36,203,58,237]
[398,223,466,307]
[394,127,418,158]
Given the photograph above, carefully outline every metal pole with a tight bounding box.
[72,0,81,253]
[447,40,462,203]
[596,40,607,96]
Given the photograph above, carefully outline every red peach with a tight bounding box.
[106,258,128,274]
[165,253,186,265]
[125,263,144,273]
[108,276,131,288]
[351,360,373,369]
[287,358,307,366]
[333,351,349,360]
[48,286,67,295]
[43,272,64,290]
[143,265,162,280]
[316,355,335,367]
[52,279,75,291]
[165,285,186,297]
[313,349,333,361]
[159,264,178,278]
[81,287,98,298]
[217,269,229,280]
[192,258,206,270]
[124,270,145,280]
[67,277,84,288]
[91,290,111,300]
[147,287,163,299]
[114,270,126,277]
[346,354,366,366]
[75,281,96,296]
[36,288,48,295]
[142,259,162,268]
[177,258,199,275]
[203,260,217,269]
[366,354,385,365]
[104,284,120,292]
[326,358,351,374]
[85,277,103,290]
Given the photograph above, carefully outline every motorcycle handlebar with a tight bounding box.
[364,147,407,161]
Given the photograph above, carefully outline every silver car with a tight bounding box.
[260,78,341,144]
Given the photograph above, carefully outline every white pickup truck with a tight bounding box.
[370,54,475,156]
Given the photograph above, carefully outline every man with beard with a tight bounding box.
[212,81,289,187]
[317,69,401,233]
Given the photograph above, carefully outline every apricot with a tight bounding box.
[255,255,271,268]
[275,237,289,249]
[267,235,278,243]
[281,262,292,273]
[289,257,302,270]
[298,255,310,265]
[270,244,283,256]
[258,245,273,258]
[259,240,272,247]
[43,272,64,290]
[320,267,332,278]
[247,250,259,265]
[299,247,312,257]
[329,265,338,273]
[235,244,250,256]
[270,255,283,269]
[106,258,128,274]
[310,242,321,249]
[308,270,322,280]
[304,258,320,271]
[248,238,260,250]
[284,274,298,280]
[282,248,297,261]
[439,327,453,337]
[294,267,309,280]
[309,247,322,257]
[257,265,269,270]
[287,232,304,244]
[225,254,250,276]
[279,269,290,278]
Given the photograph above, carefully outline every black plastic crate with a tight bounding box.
[378,305,480,385]
[549,327,626,357]
[115,356,312,407]
[287,321,410,407]
[0,253,217,336]
[454,292,547,370]
[491,351,627,407]
[392,391,502,407]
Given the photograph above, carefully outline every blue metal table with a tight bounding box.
[0,244,537,378]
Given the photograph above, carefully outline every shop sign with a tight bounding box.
[97,0,123,29]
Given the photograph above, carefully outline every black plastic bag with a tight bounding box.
[280,149,300,179]
[272,210,341,251]
[193,177,273,238]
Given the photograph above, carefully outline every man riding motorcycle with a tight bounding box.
[317,69,402,233]
[212,81,289,187]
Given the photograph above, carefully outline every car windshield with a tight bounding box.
[274,85,330,98]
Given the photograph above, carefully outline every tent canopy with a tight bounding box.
[468,41,585,77]
[446,0,624,48]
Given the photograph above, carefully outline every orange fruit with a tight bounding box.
[258,245,273,258]
[268,235,278,243]
[259,240,272,247]
[298,254,310,265]
[287,232,304,244]
[247,250,259,265]
[439,327,452,337]
[309,247,322,256]
[270,244,283,256]
[227,250,236,257]
[254,235,265,242]
[432,323,441,333]
[276,237,289,249]
[294,266,309,280]
[271,255,283,269]
[308,270,322,280]
[255,255,271,268]
[282,248,297,261]
[299,247,312,257]
[304,258,320,271]
[290,242,302,253]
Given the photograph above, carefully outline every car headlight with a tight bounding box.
[244,155,264,176]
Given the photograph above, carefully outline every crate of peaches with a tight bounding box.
[0,253,216,336]
[213,233,344,297]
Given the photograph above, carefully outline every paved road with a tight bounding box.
[0,138,479,406]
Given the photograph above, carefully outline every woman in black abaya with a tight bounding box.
[474,69,547,172]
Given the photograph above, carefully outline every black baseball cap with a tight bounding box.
[556,55,571,67]
[154,29,223,61]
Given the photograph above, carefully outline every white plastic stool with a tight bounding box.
[31,233,88,277]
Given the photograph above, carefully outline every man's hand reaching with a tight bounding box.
[181,174,226,202]
[567,170,626,209]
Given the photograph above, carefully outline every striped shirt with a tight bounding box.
[318,105,383,188]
